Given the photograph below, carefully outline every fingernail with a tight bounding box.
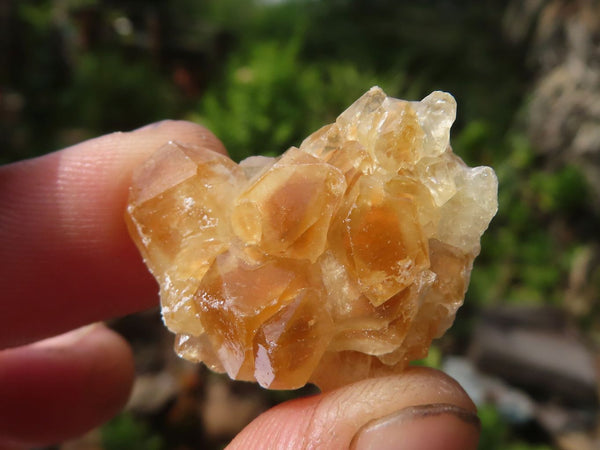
[32,324,102,349]
[351,403,481,450]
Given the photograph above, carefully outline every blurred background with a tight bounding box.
[2,0,600,449]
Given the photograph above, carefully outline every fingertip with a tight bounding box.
[350,403,480,450]
[0,324,135,446]
[130,120,228,157]
[228,368,478,450]
[1,119,229,346]
[80,324,135,415]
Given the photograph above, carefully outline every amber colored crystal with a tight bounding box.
[126,87,498,390]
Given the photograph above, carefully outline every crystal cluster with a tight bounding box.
[126,87,498,390]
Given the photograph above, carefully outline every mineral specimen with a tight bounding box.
[126,87,498,391]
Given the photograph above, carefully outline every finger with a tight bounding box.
[0,121,227,348]
[228,367,480,450]
[0,324,134,447]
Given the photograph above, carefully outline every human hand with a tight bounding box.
[0,121,480,449]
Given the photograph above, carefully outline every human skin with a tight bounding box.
[0,121,480,449]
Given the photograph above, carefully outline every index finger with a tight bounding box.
[0,121,227,349]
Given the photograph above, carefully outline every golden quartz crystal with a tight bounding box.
[126,87,498,390]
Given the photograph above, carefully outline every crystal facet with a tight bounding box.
[126,87,498,390]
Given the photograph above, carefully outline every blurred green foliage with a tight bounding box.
[461,126,593,306]
[193,38,401,160]
[478,404,553,450]
[62,51,178,133]
[102,413,164,450]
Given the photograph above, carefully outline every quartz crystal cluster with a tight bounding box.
[126,87,498,390]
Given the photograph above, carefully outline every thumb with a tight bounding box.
[228,367,480,450]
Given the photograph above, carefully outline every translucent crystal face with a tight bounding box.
[126,87,498,391]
